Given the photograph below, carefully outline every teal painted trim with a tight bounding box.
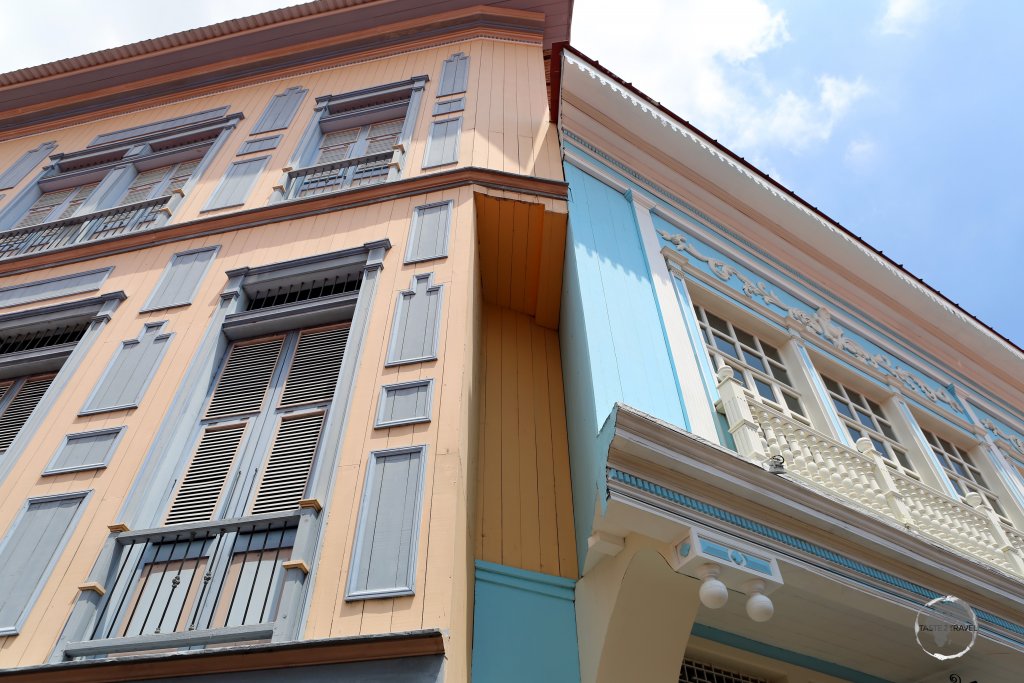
[561,133,1018,425]
[606,468,1024,643]
[475,560,576,601]
[691,623,894,683]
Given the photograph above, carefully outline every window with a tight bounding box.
[821,375,917,479]
[13,183,98,229]
[164,324,350,524]
[285,77,427,200]
[694,305,806,421]
[923,429,1009,522]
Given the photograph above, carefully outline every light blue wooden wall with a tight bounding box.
[560,162,689,570]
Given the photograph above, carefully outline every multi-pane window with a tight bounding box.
[924,429,1008,522]
[694,306,806,421]
[13,183,98,228]
[821,375,917,479]
[165,324,350,524]
[296,119,403,197]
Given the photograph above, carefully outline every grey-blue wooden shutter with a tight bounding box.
[80,323,172,414]
[0,493,86,633]
[205,157,268,210]
[347,446,425,598]
[423,118,461,168]
[238,136,282,156]
[88,107,229,147]
[251,87,308,134]
[405,202,452,263]
[0,376,54,453]
[46,428,123,474]
[0,142,56,191]
[142,247,219,311]
[0,268,110,309]
[165,423,246,525]
[433,98,465,116]
[376,380,433,427]
[437,53,470,96]
[385,274,443,365]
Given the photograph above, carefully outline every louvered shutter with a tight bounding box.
[317,128,360,164]
[14,183,96,229]
[279,326,349,407]
[0,376,53,452]
[205,338,283,419]
[55,183,99,220]
[165,423,246,525]
[249,412,325,514]
[363,119,403,155]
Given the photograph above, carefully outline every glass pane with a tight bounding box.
[783,392,804,415]
[713,334,739,359]
[855,409,875,430]
[870,436,887,456]
[951,460,969,478]
[878,420,897,441]
[846,388,864,406]
[743,350,767,373]
[822,376,842,395]
[970,468,987,487]
[893,448,914,471]
[987,495,1006,517]
[950,478,964,495]
[753,378,775,402]
[734,328,756,348]
[768,362,791,385]
[866,398,884,415]
[833,399,854,419]
[705,312,730,334]
[939,437,955,454]
[847,425,862,442]
[761,342,782,362]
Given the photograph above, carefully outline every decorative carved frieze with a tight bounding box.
[658,228,962,414]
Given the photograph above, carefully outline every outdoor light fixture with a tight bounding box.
[669,526,784,623]
[742,579,774,622]
[696,563,729,609]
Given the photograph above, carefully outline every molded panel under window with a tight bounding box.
[433,98,465,116]
[422,118,461,168]
[89,107,229,147]
[437,53,470,96]
[346,446,426,599]
[385,274,443,366]
[142,247,219,312]
[45,427,124,474]
[375,380,433,428]
[0,268,110,309]
[0,493,87,634]
[80,323,172,414]
[204,157,269,211]
[405,202,452,263]
[251,87,308,135]
[0,142,57,191]
[237,136,281,156]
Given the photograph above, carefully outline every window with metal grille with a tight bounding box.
[164,324,349,525]
[821,375,917,478]
[680,659,770,683]
[0,320,88,356]
[245,271,362,312]
[694,305,806,422]
[295,118,403,198]
[923,428,1009,521]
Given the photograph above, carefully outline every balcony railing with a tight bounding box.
[715,366,1024,578]
[58,507,319,660]
[0,194,176,262]
[284,150,396,200]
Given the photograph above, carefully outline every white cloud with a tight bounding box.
[572,0,869,156]
[844,137,880,171]
[879,0,930,35]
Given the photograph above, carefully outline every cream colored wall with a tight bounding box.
[0,185,479,671]
[0,34,561,228]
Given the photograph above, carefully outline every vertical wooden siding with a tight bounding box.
[475,303,577,580]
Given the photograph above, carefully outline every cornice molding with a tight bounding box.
[0,168,567,277]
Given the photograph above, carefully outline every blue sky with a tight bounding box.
[2,0,1021,344]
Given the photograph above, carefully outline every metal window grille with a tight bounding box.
[681,659,770,683]
[0,321,88,355]
[694,305,806,421]
[245,272,362,312]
